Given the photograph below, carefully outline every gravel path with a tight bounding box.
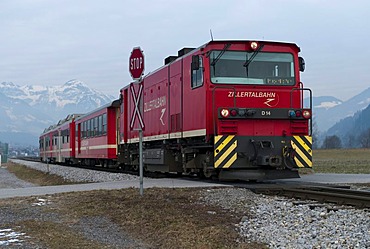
[0,167,36,189]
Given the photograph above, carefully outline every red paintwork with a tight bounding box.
[120,40,309,144]
[39,117,76,162]
[74,100,119,161]
[40,40,309,171]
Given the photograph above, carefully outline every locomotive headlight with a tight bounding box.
[302,110,311,119]
[250,41,258,50]
[288,110,296,118]
[220,108,230,118]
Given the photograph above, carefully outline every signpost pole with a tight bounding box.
[139,128,143,196]
[129,46,145,196]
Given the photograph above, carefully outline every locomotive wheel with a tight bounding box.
[199,162,215,179]
[132,164,139,172]
[199,169,213,179]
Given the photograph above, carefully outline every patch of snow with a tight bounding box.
[31,197,52,207]
[357,97,370,106]
[0,228,26,246]
[314,101,342,109]
[55,99,76,108]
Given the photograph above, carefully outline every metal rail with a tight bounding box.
[252,185,370,208]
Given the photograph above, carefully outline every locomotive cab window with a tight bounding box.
[210,51,295,85]
[191,55,204,88]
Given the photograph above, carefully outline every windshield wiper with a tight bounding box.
[243,44,264,76]
[211,43,231,66]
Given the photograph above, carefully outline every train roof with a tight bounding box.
[74,99,120,121]
[41,113,83,135]
[40,100,119,136]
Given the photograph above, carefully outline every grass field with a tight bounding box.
[310,148,370,174]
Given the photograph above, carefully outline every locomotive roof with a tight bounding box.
[204,39,300,51]
[121,39,301,89]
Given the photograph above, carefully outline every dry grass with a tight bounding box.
[5,161,76,186]
[55,188,261,248]
[0,188,264,249]
[16,220,106,249]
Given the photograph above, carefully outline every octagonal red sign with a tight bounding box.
[129,47,145,80]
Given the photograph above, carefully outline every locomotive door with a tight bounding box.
[168,59,183,138]
[116,107,120,155]
[57,129,62,162]
[77,123,81,154]
[43,136,46,161]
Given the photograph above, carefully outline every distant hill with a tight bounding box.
[0,80,115,145]
[327,104,370,147]
[307,87,370,132]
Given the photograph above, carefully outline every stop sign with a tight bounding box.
[129,47,145,80]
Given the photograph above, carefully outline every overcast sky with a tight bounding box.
[1,0,369,100]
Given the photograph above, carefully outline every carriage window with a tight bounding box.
[98,115,102,136]
[82,122,85,138]
[102,113,107,134]
[93,117,97,136]
[87,120,91,137]
[210,51,295,85]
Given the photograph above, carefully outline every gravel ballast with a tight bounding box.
[200,188,370,249]
[10,159,139,183]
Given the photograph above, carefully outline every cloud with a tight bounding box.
[0,0,369,100]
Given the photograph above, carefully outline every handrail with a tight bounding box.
[290,85,313,135]
[212,86,236,136]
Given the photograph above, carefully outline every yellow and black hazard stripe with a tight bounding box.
[291,136,312,168]
[214,135,237,168]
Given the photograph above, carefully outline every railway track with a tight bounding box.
[249,184,370,208]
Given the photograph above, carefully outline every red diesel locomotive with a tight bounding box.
[40,40,312,180]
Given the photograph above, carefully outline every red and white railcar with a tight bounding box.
[74,100,120,166]
[39,114,79,163]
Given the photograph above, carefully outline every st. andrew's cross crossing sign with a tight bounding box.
[129,47,145,80]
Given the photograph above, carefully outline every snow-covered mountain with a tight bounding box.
[0,80,115,145]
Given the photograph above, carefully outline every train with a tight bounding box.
[39,39,312,180]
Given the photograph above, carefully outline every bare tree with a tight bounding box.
[346,134,356,148]
[359,128,370,148]
[311,118,320,149]
[322,135,342,149]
